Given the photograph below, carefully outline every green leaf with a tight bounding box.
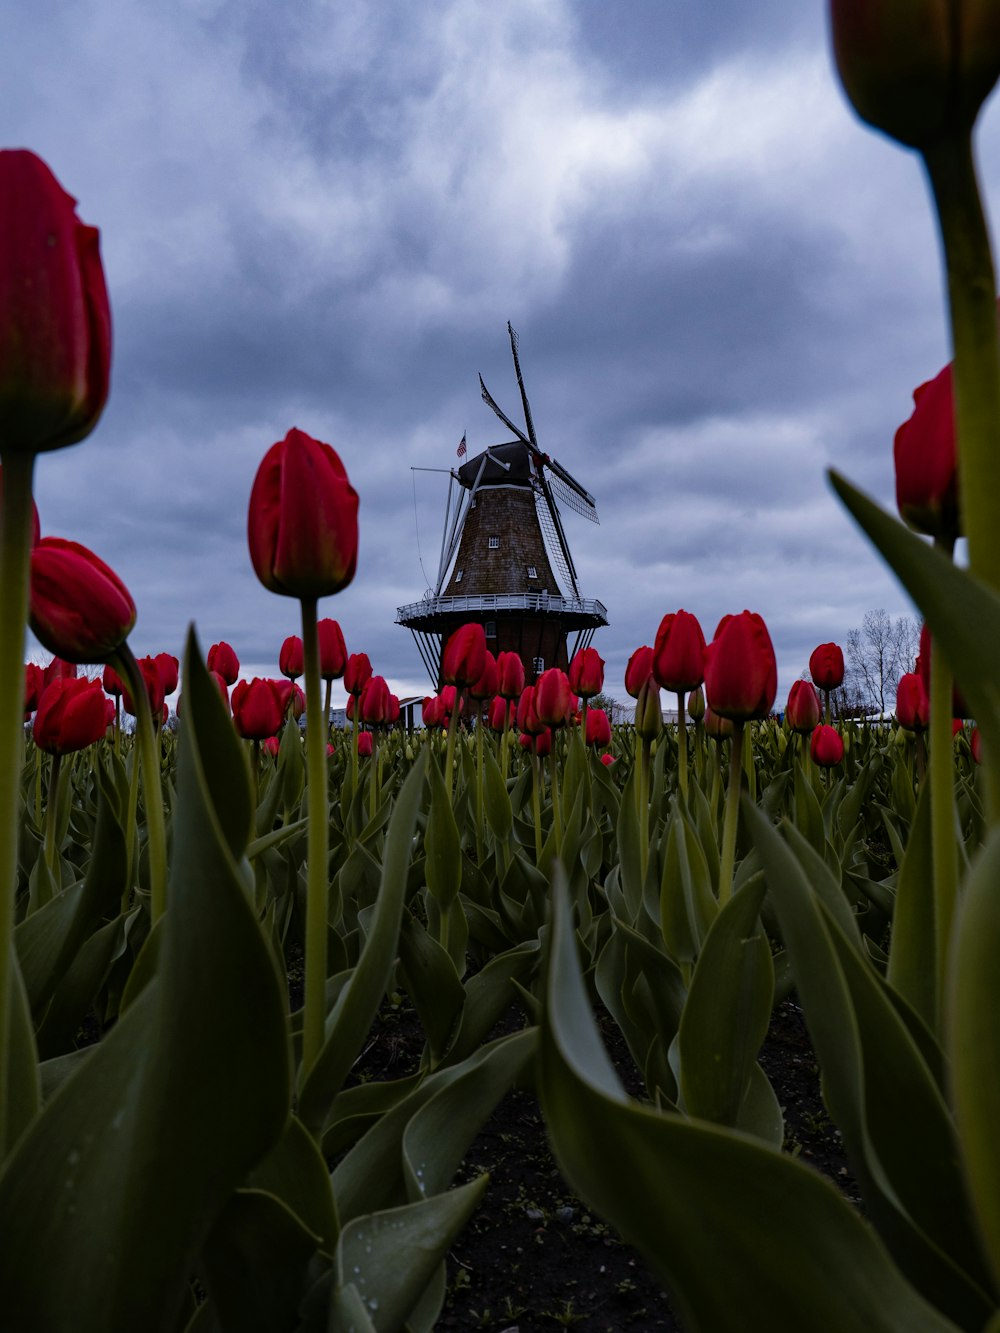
[886,780,937,1029]
[398,908,466,1066]
[482,740,512,842]
[424,752,461,912]
[538,874,964,1333]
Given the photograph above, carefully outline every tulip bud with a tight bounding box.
[516,685,545,737]
[422,695,444,729]
[231,677,284,740]
[317,618,348,681]
[248,427,359,599]
[624,645,654,698]
[687,686,705,722]
[344,652,373,697]
[810,723,844,768]
[442,623,487,689]
[568,646,605,700]
[600,752,616,767]
[469,650,499,702]
[207,641,240,686]
[0,151,112,454]
[154,652,179,697]
[535,668,574,728]
[634,677,662,741]
[585,707,612,749]
[357,731,373,757]
[704,611,777,721]
[896,672,930,731]
[359,675,392,726]
[652,610,705,693]
[488,695,514,731]
[30,537,135,664]
[809,642,845,692]
[893,362,961,542]
[263,735,281,758]
[496,650,526,700]
[122,656,166,718]
[785,680,822,734]
[829,1,1000,150]
[278,635,302,681]
[34,676,110,754]
[704,707,734,740]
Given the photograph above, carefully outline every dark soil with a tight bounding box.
[344,990,860,1332]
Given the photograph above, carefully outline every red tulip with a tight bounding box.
[516,685,545,736]
[359,675,392,726]
[534,668,574,728]
[207,641,240,685]
[102,663,123,696]
[422,695,445,729]
[896,672,930,731]
[209,672,231,713]
[0,150,111,454]
[917,623,969,717]
[534,729,553,758]
[829,0,1000,150]
[155,652,179,696]
[231,678,284,740]
[263,735,281,758]
[44,657,77,687]
[810,724,844,768]
[357,731,373,757]
[704,707,734,740]
[442,623,487,688]
[248,427,359,599]
[809,642,845,692]
[24,662,44,714]
[439,685,463,719]
[275,679,305,720]
[585,707,612,749]
[278,635,304,680]
[652,611,705,693]
[624,645,654,698]
[568,647,605,700]
[488,696,515,731]
[704,612,777,721]
[469,650,498,703]
[317,618,347,680]
[785,680,821,734]
[894,362,960,541]
[600,752,616,767]
[33,676,109,754]
[122,656,166,718]
[972,727,982,764]
[496,651,525,700]
[344,652,372,696]
[30,537,135,663]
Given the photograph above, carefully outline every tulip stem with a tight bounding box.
[548,745,562,857]
[0,447,35,1160]
[475,707,485,864]
[43,752,64,887]
[531,755,543,862]
[114,645,167,925]
[444,703,459,798]
[637,736,651,886]
[676,692,688,804]
[719,721,744,907]
[928,631,958,1032]
[300,596,329,1079]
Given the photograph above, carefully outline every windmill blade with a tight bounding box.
[508,322,539,450]
[479,374,528,445]
[548,471,600,523]
[545,454,597,510]
[537,474,580,597]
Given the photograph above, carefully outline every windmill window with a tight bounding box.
[488,536,500,550]
[526,565,537,579]
[532,656,545,674]
[454,570,463,583]
[485,621,497,639]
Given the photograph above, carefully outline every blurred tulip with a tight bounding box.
[0,150,111,454]
[896,672,930,731]
[704,611,777,721]
[585,707,612,749]
[0,465,41,544]
[439,684,462,718]
[917,622,969,717]
[317,618,348,680]
[972,727,982,764]
[624,645,654,698]
[248,427,359,599]
[569,647,605,700]
[122,656,166,718]
[442,623,487,688]
[810,724,844,768]
[263,735,281,758]
[535,667,574,728]
[469,650,498,703]
[359,675,392,726]
[894,362,960,542]
[102,663,123,696]
[786,680,822,734]
[275,679,305,721]
[422,694,445,729]
[344,652,373,696]
[30,537,135,663]
[488,695,515,731]
[687,686,706,721]
[704,707,734,740]
[279,634,304,680]
[154,652,179,696]
[652,611,705,693]
[357,731,373,758]
[43,657,76,686]
[534,729,552,758]
[809,642,845,691]
[496,650,525,699]
[207,641,240,685]
[600,752,616,767]
[516,685,545,736]
[231,678,283,740]
[24,662,44,715]
[209,671,231,712]
[33,676,109,753]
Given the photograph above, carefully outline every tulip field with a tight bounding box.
[6,11,1000,1333]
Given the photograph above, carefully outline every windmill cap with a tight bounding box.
[458,440,533,488]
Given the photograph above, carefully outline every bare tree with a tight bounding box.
[842,609,920,717]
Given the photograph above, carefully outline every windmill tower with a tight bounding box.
[397,323,608,686]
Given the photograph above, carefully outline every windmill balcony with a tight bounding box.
[396,590,608,631]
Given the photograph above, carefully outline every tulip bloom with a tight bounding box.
[442,623,487,688]
[568,647,605,700]
[624,645,654,698]
[917,622,968,717]
[357,731,373,758]
[29,537,136,664]
[43,657,77,686]
[809,642,845,692]
[896,672,930,731]
[535,668,574,728]
[359,675,392,726]
[652,611,705,693]
[102,664,123,696]
[786,680,822,734]
[488,695,515,731]
[496,650,525,699]
[231,677,284,740]
[469,650,498,703]
[263,735,281,758]
[704,612,777,721]
[600,752,616,767]
[155,652,179,696]
[248,427,359,599]
[704,707,734,740]
[317,618,347,680]
[0,150,112,455]
[893,363,960,542]
[810,724,845,768]
[585,707,612,749]
[122,656,166,718]
[516,685,545,737]
[344,652,373,697]
[207,641,240,685]
[33,676,109,754]
[24,662,44,715]
[279,635,304,680]
[422,695,445,729]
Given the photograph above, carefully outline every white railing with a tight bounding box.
[395,591,608,623]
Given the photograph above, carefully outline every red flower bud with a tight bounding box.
[359,675,392,726]
[344,652,372,696]
[0,151,111,454]
[263,735,281,758]
[534,668,574,728]
[248,427,359,599]
[652,610,705,693]
[704,611,777,721]
[496,651,525,700]
[896,672,929,732]
[279,635,304,680]
[488,695,515,731]
[317,618,348,681]
[231,677,284,740]
[516,685,545,736]
[600,752,616,767]
[123,656,165,718]
[442,622,487,688]
[439,684,463,719]
[810,724,844,768]
[687,686,705,721]
[207,641,240,685]
[585,707,612,749]
[24,662,44,715]
[568,646,605,700]
[786,680,822,734]
[809,642,845,692]
[154,652,179,696]
[357,731,373,757]
[422,695,444,729]
[30,537,135,663]
[34,676,109,754]
[634,678,662,741]
[102,663,123,696]
[704,707,734,740]
[624,645,654,699]
[894,362,960,542]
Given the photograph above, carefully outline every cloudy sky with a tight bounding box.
[8,1,999,707]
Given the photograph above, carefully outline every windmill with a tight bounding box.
[397,323,608,686]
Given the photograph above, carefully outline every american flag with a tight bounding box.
[457,431,467,458]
